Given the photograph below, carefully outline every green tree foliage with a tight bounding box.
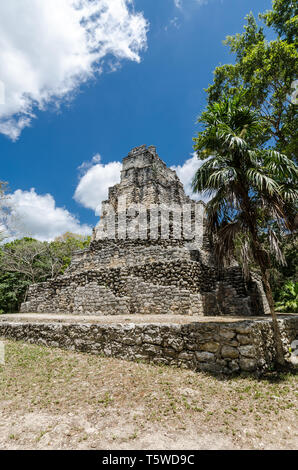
[48,233,91,276]
[0,273,30,314]
[270,234,298,303]
[206,1,298,160]
[0,238,52,283]
[275,281,298,313]
[0,233,90,313]
[192,95,297,364]
[260,0,298,45]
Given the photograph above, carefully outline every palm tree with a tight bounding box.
[192,95,298,366]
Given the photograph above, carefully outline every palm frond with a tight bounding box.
[268,229,286,266]
[207,167,237,189]
[205,188,231,231]
[279,186,298,202]
[213,220,244,265]
[246,168,280,195]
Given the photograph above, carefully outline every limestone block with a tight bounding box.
[219,328,236,340]
[237,334,251,345]
[221,345,239,359]
[195,351,215,362]
[238,345,256,358]
[199,342,219,353]
[239,358,257,371]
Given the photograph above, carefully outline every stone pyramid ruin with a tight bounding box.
[21,145,267,316]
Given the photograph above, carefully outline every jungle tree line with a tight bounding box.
[0,232,90,314]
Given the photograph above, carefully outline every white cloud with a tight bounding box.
[74,154,121,215]
[165,17,180,31]
[174,0,210,8]
[174,0,182,8]
[0,0,148,140]
[171,154,211,202]
[1,189,91,241]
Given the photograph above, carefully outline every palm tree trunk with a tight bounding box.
[249,228,286,367]
[259,265,286,367]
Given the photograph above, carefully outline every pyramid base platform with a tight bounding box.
[0,313,297,375]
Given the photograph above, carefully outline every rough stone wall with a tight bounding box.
[106,144,193,210]
[1,316,297,375]
[21,245,262,316]
[68,240,191,272]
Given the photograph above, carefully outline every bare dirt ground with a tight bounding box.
[0,339,297,450]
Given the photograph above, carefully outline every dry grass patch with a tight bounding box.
[0,338,297,450]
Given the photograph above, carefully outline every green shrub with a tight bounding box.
[275,281,298,313]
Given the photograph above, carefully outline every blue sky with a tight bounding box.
[0,0,273,240]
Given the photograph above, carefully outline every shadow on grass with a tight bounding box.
[200,365,298,384]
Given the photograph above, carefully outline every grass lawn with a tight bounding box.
[0,338,297,450]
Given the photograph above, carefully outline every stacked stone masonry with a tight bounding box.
[21,145,269,317]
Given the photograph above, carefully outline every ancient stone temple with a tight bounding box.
[21,145,267,317]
